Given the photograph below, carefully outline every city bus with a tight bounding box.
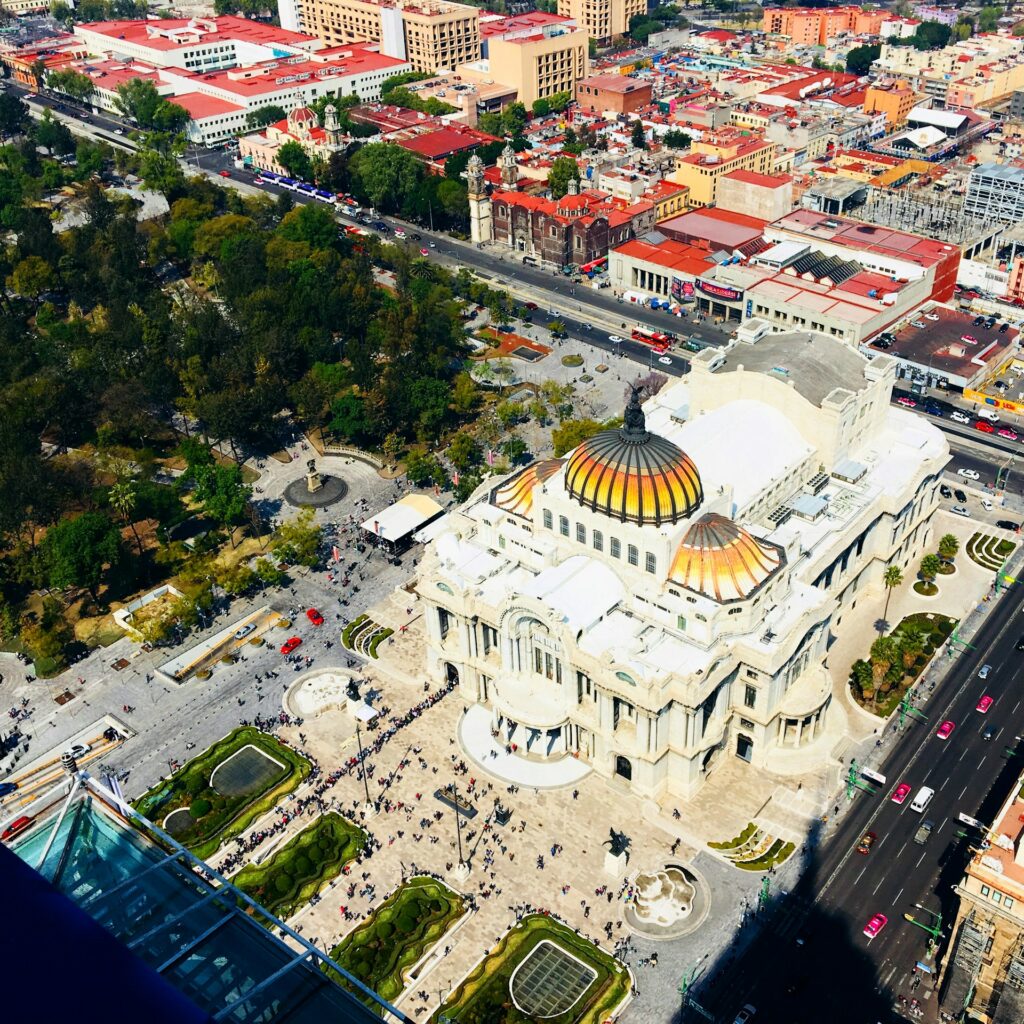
[632,327,672,352]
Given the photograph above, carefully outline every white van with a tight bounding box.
[978,408,1000,423]
[911,786,934,813]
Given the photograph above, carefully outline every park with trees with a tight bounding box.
[0,89,543,675]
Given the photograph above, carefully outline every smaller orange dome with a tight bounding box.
[669,514,782,602]
[492,459,564,518]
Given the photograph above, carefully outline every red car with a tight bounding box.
[863,913,888,939]
[896,396,916,408]
[1,815,34,842]
[975,421,995,433]
[306,608,324,627]
[218,170,231,178]
[977,695,993,714]
[281,636,303,655]
[936,720,956,740]
[891,782,912,805]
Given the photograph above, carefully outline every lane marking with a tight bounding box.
[816,589,1024,901]
[873,875,885,895]
[895,886,904,904]
[959,784,969,799]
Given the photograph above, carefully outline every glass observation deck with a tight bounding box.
[11,776,403,1023]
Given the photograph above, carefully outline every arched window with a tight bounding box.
[615,755,632,781]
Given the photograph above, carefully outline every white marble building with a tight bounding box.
[415,327,949,800]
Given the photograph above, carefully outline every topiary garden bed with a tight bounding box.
[133,726,310,859]
[233,812,365,921]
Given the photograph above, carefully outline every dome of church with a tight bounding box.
[668,513,782,603]
[287,105,317,125]
[564,388,702,526]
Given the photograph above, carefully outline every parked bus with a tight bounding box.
[313,189,336,204]
[632,327,672,352]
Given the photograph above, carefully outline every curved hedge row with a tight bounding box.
[233,812,365,921]
[435,915,630,1024]
[133,726,311,859]
[325,877,465,1010]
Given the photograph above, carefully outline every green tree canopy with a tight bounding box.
[245,104,288,130]
[272,508,322,567]
[46,69,96,104]
[846,43,880,76]
[276,140,313,182]
[552,418,603,457]
[547,155,581,200]
[42,511,124,600]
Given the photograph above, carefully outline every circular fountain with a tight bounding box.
[624,864,708,939]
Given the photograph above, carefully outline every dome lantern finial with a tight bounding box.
[622,384,648,441]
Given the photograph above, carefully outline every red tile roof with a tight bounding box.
[77,15,313,51]
[398,125,497,159]
[722,168,791,188]
[172,91,244,119]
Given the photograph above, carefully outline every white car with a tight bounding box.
[951,411,971,424]
[924,313,940,321]
[234,623,256,640]
[911,320,926,328]
[608,335,625,343]
[658,356,672,365]
[951,505,971,517]
[64,743,91,759]
[982,497,994,511]
[957,468,981,480]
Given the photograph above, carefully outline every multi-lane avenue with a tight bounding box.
[700,578,1024,1024]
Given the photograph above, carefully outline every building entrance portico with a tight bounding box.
[458,706,592,789]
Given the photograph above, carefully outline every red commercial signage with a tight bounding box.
[696,280,743,302]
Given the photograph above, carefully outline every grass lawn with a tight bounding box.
[133,726,310,859]
[233,813,364,921]
[326,876,465,1011]
[433,914,630,1024]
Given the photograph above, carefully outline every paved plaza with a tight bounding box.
[1,439,1018,1023]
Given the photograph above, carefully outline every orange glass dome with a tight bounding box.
[492,459,564,518]
[669,513,783,602]
[564,389,702,526]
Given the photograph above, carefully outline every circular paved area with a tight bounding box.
[283,473,348,508]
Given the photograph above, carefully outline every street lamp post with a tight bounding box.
[354,721,375,817]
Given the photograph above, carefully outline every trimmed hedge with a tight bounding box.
[434,914,630,1024]
[368,628,393,658]
[325,877,465,1010]
[342,614,368,650]
[133,726,311,859]
[233,813,365,921]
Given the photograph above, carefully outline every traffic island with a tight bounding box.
[433,914,631,1024]
[133,726,310,859]
[233,812,365,922]
[325,876,465,1009]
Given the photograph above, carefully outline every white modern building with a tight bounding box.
[416,330,948,800]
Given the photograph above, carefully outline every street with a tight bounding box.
[703,575,1024,1024]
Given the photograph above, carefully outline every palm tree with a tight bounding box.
[897,623,925,672]
[920,553,941,585]
[869,635,901,709]
[938,533,959,562]
[110,481,144,557]
[881,565,903,628]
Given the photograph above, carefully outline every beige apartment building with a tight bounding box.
[301,0,480,73]
[557,0,644,44]
[939,781,1024,1023]
[487,23,587,108]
